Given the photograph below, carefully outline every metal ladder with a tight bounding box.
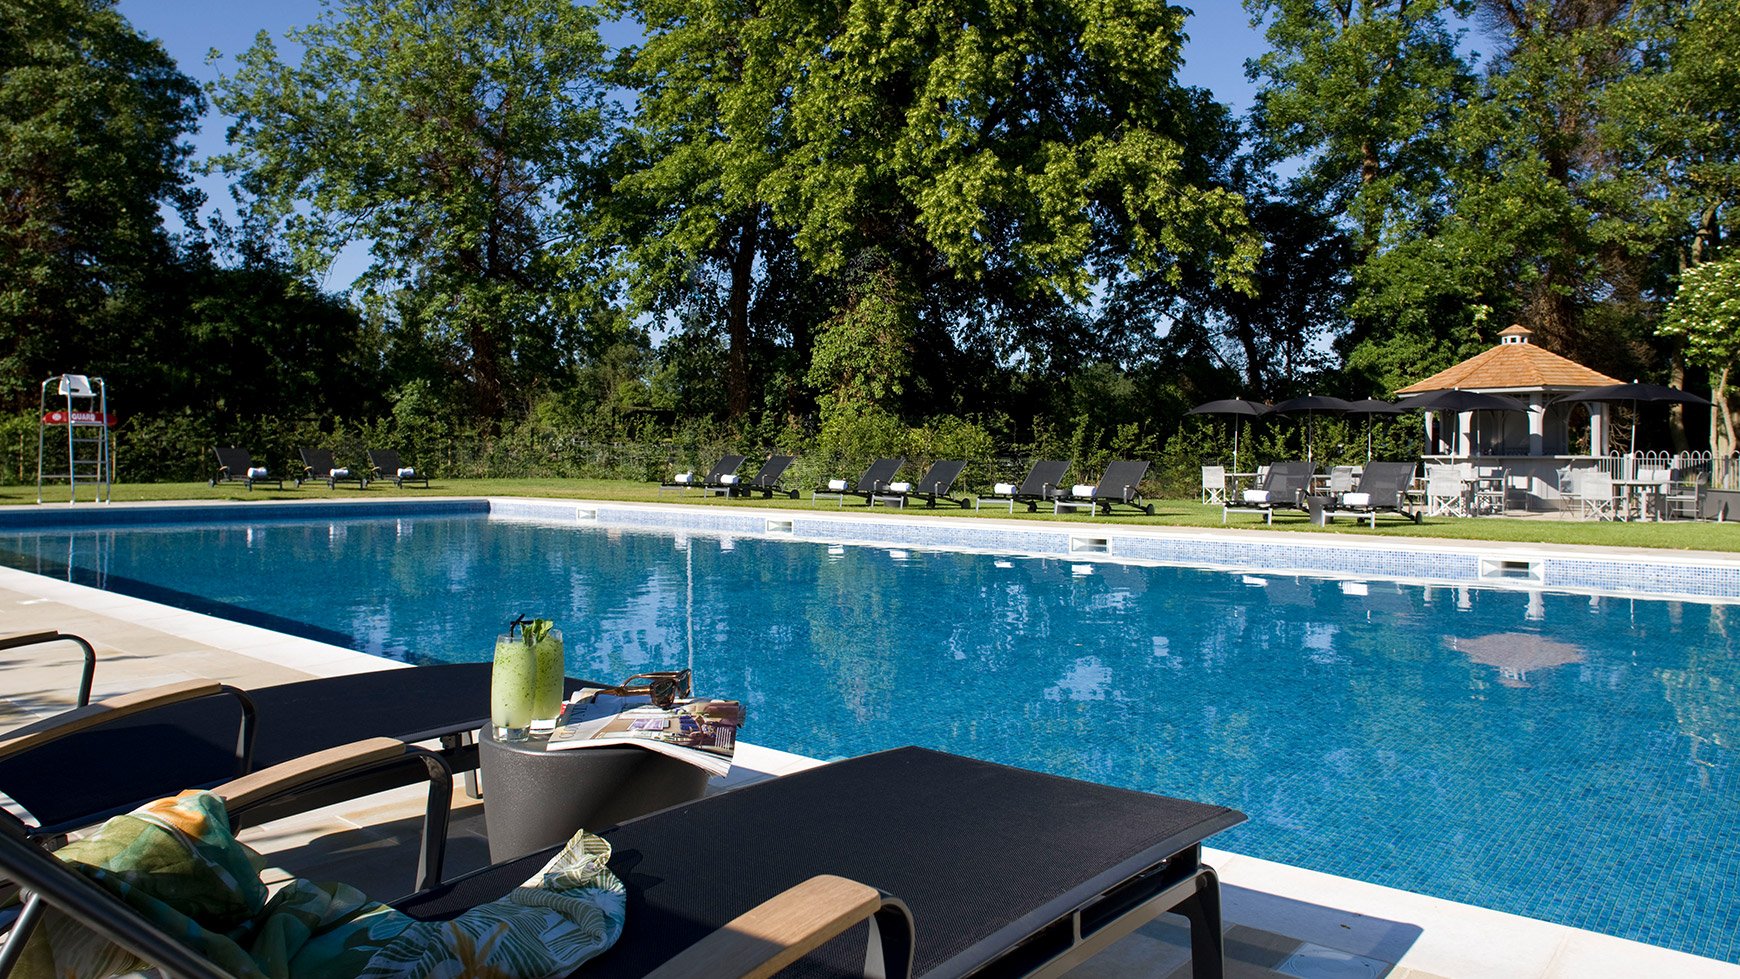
[36,374,113,504]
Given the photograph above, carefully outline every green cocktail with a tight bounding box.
[491,635,535,742]
[530,628,565,735]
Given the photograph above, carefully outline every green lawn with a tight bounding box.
[5,478,1738,552]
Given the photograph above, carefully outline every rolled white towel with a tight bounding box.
[719,473,740,485]
[888,481,912,493]
[674,472,694,484]
[330,467,350,478]
[1243,489,1271,503]
[247,467,269,479]
[827,478,849,492]
[397,467,416,478]
[1072,484,1097,498]
[1341,492,1371,507]
[993,482,1016,495]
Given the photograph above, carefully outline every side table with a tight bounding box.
[480,726,711,862]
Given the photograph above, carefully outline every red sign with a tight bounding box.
[42,410,116,426]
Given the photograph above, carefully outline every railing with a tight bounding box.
[1596,450,1737,487]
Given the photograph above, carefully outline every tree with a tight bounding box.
[1659,257,1740,460]
[1246,0,1473,260]
[613,0,1259,423]
[211,0,616,420]
[0,0,202,407]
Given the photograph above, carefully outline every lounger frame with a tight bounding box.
[1222,461,1315,524]
[367,449,430,488]
[975,460,1071,512]
[296,447,367,490]
[1052,461,1155,517]
[872,460,970,509]
[209,447,282,490]
[814,457,905,506]
[659,454,747,494]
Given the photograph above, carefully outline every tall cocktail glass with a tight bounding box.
[490,635,535,742]
[530,628,565,736]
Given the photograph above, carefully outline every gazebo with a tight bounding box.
[1396,325,1620,457]
[1395,324,1621,506]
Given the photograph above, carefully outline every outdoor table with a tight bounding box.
[479,726,711,862]
[1609,478,1669,521]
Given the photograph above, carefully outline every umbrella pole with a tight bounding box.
[1233,420,1241,477]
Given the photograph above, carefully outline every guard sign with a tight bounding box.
[42,410,116,426]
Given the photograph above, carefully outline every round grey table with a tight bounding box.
[479,726,712,862]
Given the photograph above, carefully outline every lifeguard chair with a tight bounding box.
[37,374,113,503]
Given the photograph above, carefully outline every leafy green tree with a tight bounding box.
[613,0,1258,422]
[1246,0,1472,259]
[0,0,202,407]
[211,0,616,420]
[1659,257,1740,459]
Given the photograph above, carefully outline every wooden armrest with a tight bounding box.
[0,679,223,762]
[647,875,912,979]
[213,736,405,811]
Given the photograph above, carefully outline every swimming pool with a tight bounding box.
[3,509,1738,960]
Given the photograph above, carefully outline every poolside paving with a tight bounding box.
[4,558,1739,978]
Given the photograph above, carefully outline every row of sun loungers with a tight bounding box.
[210,447,427,491]
[668,455,1158,516]
[1222,460,1422,527]
[660,454,799,498]
[1,630,1245,977]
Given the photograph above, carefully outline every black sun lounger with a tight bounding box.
[366,448,430,488]
[0,663,600,844]
[296,447,367,490]
[813,457,905,506]
[975,459,1070,512]
[1318,461,1422,528]
[209,447,282,490]
[1053,460,1155,516]
[405,747,1244,978]
[1222,461,1315,524]
[659,454,746,494]
[0,747,1244,979]
[872,460,970,509]
[712,454,798,498]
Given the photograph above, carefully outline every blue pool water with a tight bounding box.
[4,513,1738,959]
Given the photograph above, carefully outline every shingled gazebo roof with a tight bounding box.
[1395,325,1619,395]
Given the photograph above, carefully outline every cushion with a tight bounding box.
[1342,492,1372,507]
[397,467,416,478]
[888,481,912,493]
[827,478,849,492]
[674,472,694,484]
[719,474,740,485]
[1072,484,1097,498]
[330,467,350,478]
[1243,489,1271,504]
[993,482,1016,495]
[246,467,269,479]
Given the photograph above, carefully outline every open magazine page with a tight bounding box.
[545,691,742,778]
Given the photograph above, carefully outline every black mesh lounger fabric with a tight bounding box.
[0,663,600,834]
[395,746,1244,978]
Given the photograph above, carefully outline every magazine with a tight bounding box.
[544,690,742,778]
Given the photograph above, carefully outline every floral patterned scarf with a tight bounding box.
[10,791,625,979]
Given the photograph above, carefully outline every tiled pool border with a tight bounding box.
[3,496,1737,602]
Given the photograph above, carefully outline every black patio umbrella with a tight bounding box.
[1346,398,1404,461]
[1397,389,1527,457]
[1271,395,1353,464]
[1552,382,1712,458]
[1185,399,1270,475]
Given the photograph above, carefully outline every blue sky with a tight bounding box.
[117,0,1273,286]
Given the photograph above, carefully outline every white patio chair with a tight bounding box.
[1578,471,1618,520]
[1201,465,1227,505]
[1425,468,1469,517]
